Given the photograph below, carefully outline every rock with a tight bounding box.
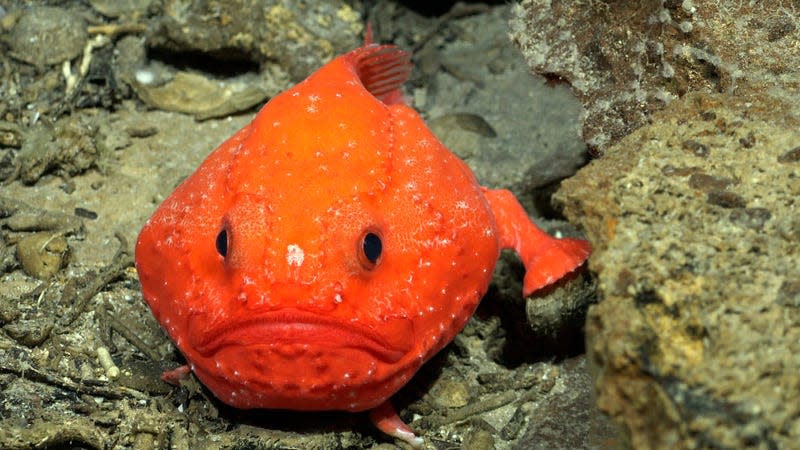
[0,121,22,148]
[422,6,587,193]
[0,238,14,274]
[146,0,362,81]
[0,197,83,234]
[89,0,153,19]
[461,427,496,450]
[118,35,279,119]
[130,70,278,120]
[103,1,363,119]
[519,2,800,446]
[16,232,70,279]
[16,115,99,184]
[519,356,619,449]
[428,376,471,409]
[525,271,595,341]
[510,0,800,153]
[555,91,800,449]
[9,6,87,66]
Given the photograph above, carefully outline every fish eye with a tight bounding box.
[359,230,382,269]
[215,228,228,258]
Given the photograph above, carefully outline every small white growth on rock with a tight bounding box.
[135,69,155,85]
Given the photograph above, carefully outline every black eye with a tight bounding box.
[359,231,382,268]
[215,228,228,257]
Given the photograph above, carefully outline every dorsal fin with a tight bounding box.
[350,44,412,105]
[364,23,374,45]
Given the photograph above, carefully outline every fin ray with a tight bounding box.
[349,44,412,105]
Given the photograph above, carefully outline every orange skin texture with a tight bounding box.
[135,44,590,422]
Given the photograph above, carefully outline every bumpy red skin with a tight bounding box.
[135,44,590,445]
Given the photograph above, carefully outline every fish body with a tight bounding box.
[135,42,590,447]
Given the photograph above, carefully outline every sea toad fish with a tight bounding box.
[135,38,591,447]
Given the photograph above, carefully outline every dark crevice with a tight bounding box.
[146,47,261,79]
[395,0,506,17]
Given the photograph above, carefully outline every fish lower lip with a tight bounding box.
[195,311,412,363]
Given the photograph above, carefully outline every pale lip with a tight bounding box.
[193,309,414,364]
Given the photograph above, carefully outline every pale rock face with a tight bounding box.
[556,91,800,450]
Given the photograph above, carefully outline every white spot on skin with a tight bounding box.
[286,244,305,267]
[434,237,451,246]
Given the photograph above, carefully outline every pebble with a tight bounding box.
[9,6,87,66]
[428,377,471,409]
[16,232,69,279]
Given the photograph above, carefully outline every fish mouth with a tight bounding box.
[194,309,413,364]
